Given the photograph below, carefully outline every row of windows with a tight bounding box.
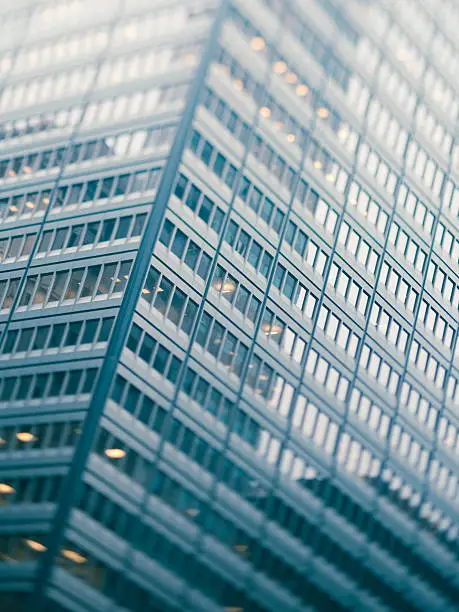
[350,386,455,497]
[0,106,82,144]
[0,420,81,453]
[0,315,114,357]
[378,260,419,312]
[238,172,289,236]
[385,7,456,99]
[173,171,226,234]
[217,23,358,161]
[403,363,459,422]
[129,292,291,403]
[0,83,186,145]
[268,259,321,322]
[175,153,298,257]
[418,296,456,349]
[327,261,370,317]
[0,166,161,221]
[188,127,238,189]
[158,218,212,281]
[397,182,436,236]
[0,474,63,506]
[347,179,390,238]
[357,141,398,197]
[112,365,294,465]
[369,301,410,354]
[433,217,459,263]
[316,303,360,360]
[352,387,459,508]
[0,211,145,264]
[437,413,459,459]
[372,275,455,358]
[181,367,262,446]
[426,258,458,309]
[209,264,262,324]
[0,124,174,184]
[224,216,275,280]
[8,4,194,76]
[37,211,147,257]
[96,43,200,90]
[125,320,185,385]
[414,98,453,156]
[114,366,259,453]
[405,138,447,196]
[408,338,448,388]
[336,218,380,276]
[4,259,134,312]
[281,218,327,272]
[0,42,199,112]
[366,94,409,158]
[0,367,98,403]
[304,347,350,403]
[388,218,429,274]
[0,529,180,612]
[400,382,439,434]
[0,232,35,263]
[0,188,52,221]
[359,343,400,396]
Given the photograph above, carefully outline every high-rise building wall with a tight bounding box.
[0,0,458,611]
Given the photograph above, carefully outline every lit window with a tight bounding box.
[105,448,126,459]
[273,60,287,74]
[61,549,87,564]
[24,539,47,552]
[251,37,265,51]
[16,432,36,442]
[259,106,271,118]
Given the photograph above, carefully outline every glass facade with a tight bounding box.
[0,0,458,610]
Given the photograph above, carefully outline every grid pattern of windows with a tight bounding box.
[0,1,458,612]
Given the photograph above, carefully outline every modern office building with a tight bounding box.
[0,0,458,610]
